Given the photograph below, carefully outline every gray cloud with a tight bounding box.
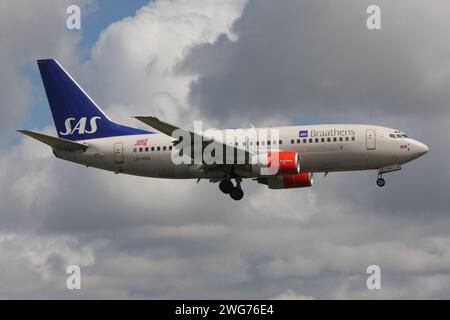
[183,0,450,125]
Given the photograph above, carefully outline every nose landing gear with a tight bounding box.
[219,178,244,200]
[376,165,402,187]
[376,175,386,187]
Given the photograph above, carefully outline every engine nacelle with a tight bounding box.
[252,151,300,176]
[258,173,313,189]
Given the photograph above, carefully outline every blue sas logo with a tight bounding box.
[299,130,308,138]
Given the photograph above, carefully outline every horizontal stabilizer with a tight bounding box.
[17,130,88,151]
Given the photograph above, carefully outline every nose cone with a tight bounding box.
[412,140,429,158]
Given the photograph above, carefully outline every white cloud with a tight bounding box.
[0,232,95,299]
[80,0,247,128]
[0,0,93,137]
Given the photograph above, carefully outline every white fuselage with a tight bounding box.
[54,124,428,179]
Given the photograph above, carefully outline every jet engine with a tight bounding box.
[252,151,300,176]
[258,172,313,189]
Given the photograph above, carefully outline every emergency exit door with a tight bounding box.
[366,129,376,150]
[114,143,124,163]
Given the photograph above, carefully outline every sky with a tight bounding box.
[1,0,450,299]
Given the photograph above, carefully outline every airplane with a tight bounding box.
[18,59,429,201]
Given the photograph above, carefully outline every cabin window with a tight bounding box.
[163,146,167,151]
[345,137,349,142]
[151,147,155,151]
[351,137,355,141]
[273,140,277,145]
[169,146,173,151]
[321,138,325,143]
[145,147,149,152]
[297,139,301,144]
[303,139,307,144]
[279,140,282,145]
[157,146,161,151]
[256,141,260,146]
[291,139,295,144]
[261,141,265,146]
[315,138,319,143]
[339,137,343,142]
[133,148,137,153]
[327,138,331,142]
[309,138,313,143]
[267,141,271,145]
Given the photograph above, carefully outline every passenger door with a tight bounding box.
[114,143,124,164]
[366,129,376,150]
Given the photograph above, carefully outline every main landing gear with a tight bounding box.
[219,179,233,194]
[219,178,244,201]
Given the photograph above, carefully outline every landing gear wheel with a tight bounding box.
[376,178,386,187]
[219,180,233,194]
[230,187,244,201]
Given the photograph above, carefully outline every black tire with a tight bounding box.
[376,178,385,187]
[219,180,233,194]
[230,187,244,201]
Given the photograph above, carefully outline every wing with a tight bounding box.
[17,130,88,151]
[134,116,252,164]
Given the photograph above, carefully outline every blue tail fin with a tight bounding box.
[37,59,151,141]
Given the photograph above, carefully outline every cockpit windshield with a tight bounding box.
[390,131,409,139]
